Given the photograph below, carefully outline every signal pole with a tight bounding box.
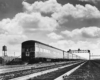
[88,50,91,60]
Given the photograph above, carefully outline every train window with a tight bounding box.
[36,47,39,52]
[48,50,50,53]
[43,49,50,53]
[44,49,46,53]
[45,50,48,53]
[26,49,29,51]
[40,48,43,52]
[40,48,42,52]
[26,53,27,56]
[47,50,50,53]
[46,50,48,53]
[43,49,45,52]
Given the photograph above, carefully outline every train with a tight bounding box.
[21,40,84,63]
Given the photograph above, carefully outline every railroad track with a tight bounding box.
[0,61,74,69]
[28,61,85,80]
[10,61,84,80]
[0,61,79,80]
[0,61,77,74]
[0,62,66,74]
[63,61,100,80]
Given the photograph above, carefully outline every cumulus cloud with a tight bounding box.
[22,0,100,28]
[79,0,95,2]
[50,40,95,50]
[15,12,58,32]
[62,27,100,39]
[0,19,25,46]
[81,27,100,38]
[79,0,100,4]
[22,0,61,14]
[47,32,63,40]
[62,29,81,38]
[0,11,59,43]
[22,0,100,19]
[0,13,58,50]
[52,3,100,23]
[7,35,27,45]
[50,40,75,50]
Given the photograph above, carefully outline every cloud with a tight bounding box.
[7,35,27,45]
[79,0,95,2]
[47,32,63,40]
[50,40,75,50]
[79,0,100,4]
[0,17,22,45]
[0,12,59,35]
[0,12,59,47]
[50,40,95,50]
[23,0,100,20]
[62,27,100,39]
[22,0,100,27]
[14,12,58,32]
[52,3,100,23]
[22,0,100,18]
[81,27,100,38]
[22,0,61,14]
[22,0,100,28]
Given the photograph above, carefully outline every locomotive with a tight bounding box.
[21,40,82,63]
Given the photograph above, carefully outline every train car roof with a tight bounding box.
[22,40,66,52]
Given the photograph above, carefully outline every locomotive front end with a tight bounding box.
[21,41,35,63]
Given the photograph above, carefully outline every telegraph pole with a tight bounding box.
[14,52,15,57]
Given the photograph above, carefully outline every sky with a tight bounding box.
[0,0,100,59]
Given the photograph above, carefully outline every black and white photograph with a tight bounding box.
[0,0,100,80]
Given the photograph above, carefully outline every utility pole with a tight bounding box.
[14,52,15,57]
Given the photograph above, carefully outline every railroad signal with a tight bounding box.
[67,49,90,60]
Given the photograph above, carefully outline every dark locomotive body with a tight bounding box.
[21,40,80,63]
[22,41,35,63]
